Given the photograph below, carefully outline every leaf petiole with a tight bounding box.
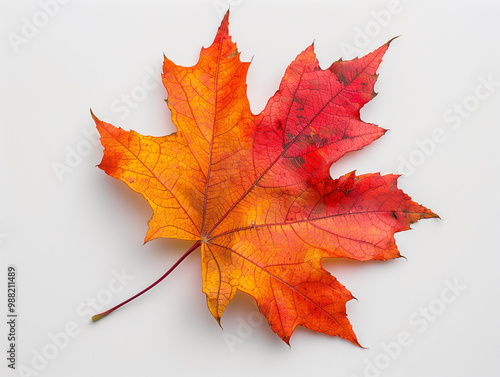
[91,240,201,322]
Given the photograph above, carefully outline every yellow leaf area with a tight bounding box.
[93,13,437,345]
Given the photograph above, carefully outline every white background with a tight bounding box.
[1,1,499,376]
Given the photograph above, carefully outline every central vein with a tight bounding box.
[200,36,224,237]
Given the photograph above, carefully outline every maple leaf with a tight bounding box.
[91,13,437,346]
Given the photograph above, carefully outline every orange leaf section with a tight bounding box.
[94,12,437,345]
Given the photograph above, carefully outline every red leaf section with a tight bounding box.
[254,42,389,188]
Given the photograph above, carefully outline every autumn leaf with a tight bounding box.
[91,12,437,346]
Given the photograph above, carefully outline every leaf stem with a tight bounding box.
[91,240,202,322]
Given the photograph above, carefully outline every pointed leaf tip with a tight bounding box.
[90,108,98,122]
[386,36,400,46]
